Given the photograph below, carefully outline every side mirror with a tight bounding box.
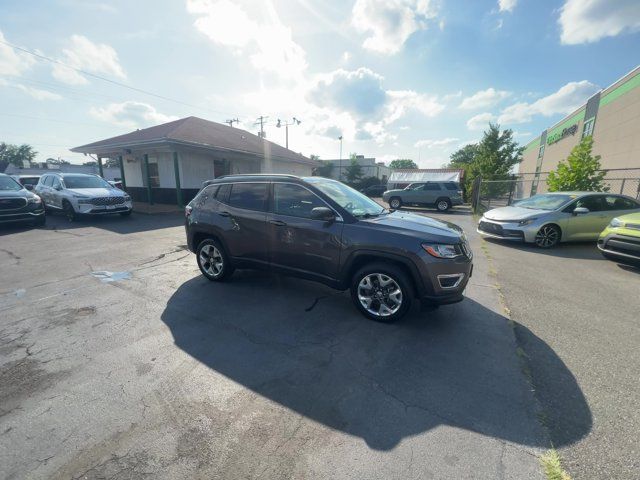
[24,184,34,191]
[573,207,589,215]
[310,206,336,222]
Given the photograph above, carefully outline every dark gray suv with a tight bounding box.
[185,175,473,322]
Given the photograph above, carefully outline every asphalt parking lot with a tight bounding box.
[0,208,635,479]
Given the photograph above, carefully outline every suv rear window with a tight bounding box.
[228,183,268,211]
[424,183,441,191]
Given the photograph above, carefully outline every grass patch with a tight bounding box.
[539,450,572,480]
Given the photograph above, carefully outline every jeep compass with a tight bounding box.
[185,175,473,322]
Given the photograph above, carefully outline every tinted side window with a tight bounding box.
[274,184,325,219]
[576,195,606,212]
[215,184,231,203]
[43,176,53,187]
[51,177,61,189]
[228,183,268,211]
[424,183,441,191]
[445,182,459,191]
[604,196,638,210]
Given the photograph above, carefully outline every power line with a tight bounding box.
[0,39,234,117]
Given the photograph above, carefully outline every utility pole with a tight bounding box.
[276,117,301,149]
[225,118,239,128]
[254,116,269,139]
[338,135,343,181]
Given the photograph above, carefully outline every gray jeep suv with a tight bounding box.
[185,175,473,322]
[383,181,464,212]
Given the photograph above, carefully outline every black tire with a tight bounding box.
[388,197,402,210]
[63,200,77,222]
[435,198,452,212]
[534,224,561,248]
[120,210,132,217]
[196,238,234,281]
[350,262,413,323]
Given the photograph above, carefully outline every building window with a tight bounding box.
[148,162,160,188]
[582,118,595,138]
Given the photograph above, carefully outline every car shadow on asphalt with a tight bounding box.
[0,211,184,236]
[483,237,604,261]
[161,273,592,451]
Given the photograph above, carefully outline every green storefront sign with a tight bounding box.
[547,123,578,145]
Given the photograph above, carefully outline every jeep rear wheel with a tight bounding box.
[350,263,412,322]
[196,238,234,281]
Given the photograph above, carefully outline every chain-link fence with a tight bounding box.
[471,174,640,213]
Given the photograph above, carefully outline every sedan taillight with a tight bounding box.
[185,205,192,217]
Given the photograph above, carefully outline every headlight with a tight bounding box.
[610,217,624,228]
[422,243,462,259]
[518,217,538,226]
[27,195,42,204]
[124,194,131,201]
[72,194,90,199]
[77,197,92,204]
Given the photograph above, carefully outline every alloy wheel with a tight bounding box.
[437,200,449,211]
[199,244,224,277]
[390,198,401,209]
[535,225,559,248]
[357,273,403,317]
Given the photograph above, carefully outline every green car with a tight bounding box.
[598,212,640,264]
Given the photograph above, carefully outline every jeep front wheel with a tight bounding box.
[350,263,412,322]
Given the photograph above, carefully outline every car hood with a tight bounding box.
[618,212,640,223]
[483,206,549,221]
[66,188,124,197]
[361,210,463,240]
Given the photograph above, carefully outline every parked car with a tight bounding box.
[360,184,387,197]
[598,212,640,264]
[11,175,41,191]
[478,192,640,248]
[0,173,45,226]
[185,175,473,322]
[35,173,133,221]
[382,181,463,212]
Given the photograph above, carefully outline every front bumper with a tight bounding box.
[75,201,132,215]
[598,232,640,261]
[0,203,45,224]
[477,217,536,242]
[414,249,473,305]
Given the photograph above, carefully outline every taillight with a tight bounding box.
[457,190,463,196]
[185,205,192,217]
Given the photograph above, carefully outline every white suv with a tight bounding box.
[35,173,132,221]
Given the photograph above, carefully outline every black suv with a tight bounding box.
[185,175,472,322]
[0,173,46,227]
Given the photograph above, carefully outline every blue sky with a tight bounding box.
[1,0,639,167]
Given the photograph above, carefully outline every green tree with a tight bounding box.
[0,142,38,170]
[345,158,364,185]
[547,136,608,192]
[314,161,334,177]
[389,159,418,169]
[448,144,478,168]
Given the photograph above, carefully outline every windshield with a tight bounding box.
[512,194,574,210]
[303,177,385,217]
[0,176,23,191]
[63,176,112,189]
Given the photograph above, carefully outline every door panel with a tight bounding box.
[565,196,610,240]
[221,183,269,264]
[268,183,343,280]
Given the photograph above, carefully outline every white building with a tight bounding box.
[317,155,390,182]
[71,116,318,205]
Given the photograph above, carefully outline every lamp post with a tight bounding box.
[276,117,301,149]
[338,135,343,181]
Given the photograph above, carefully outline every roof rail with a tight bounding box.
[216,173,300,179]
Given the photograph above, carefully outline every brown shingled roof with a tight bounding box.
[71,116,315,165]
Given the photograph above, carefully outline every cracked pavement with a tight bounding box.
[0,210,566,479]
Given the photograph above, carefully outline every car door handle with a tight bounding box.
[218,211,230,217]
[269,219,287,226]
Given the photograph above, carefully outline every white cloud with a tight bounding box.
[186,0,306,80]
[90,101,177,128]
[467,112,497,131]
[0,30,35,77]
[459,88,511,110]
[52,35,126,85]
[498,80,600,124]
[351,0,440,55]
[414,137,459,148]
[498,0,518,13]
[559,0,640,45]
[16,84,62,100]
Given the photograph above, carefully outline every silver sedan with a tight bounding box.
[477,192,640,248]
